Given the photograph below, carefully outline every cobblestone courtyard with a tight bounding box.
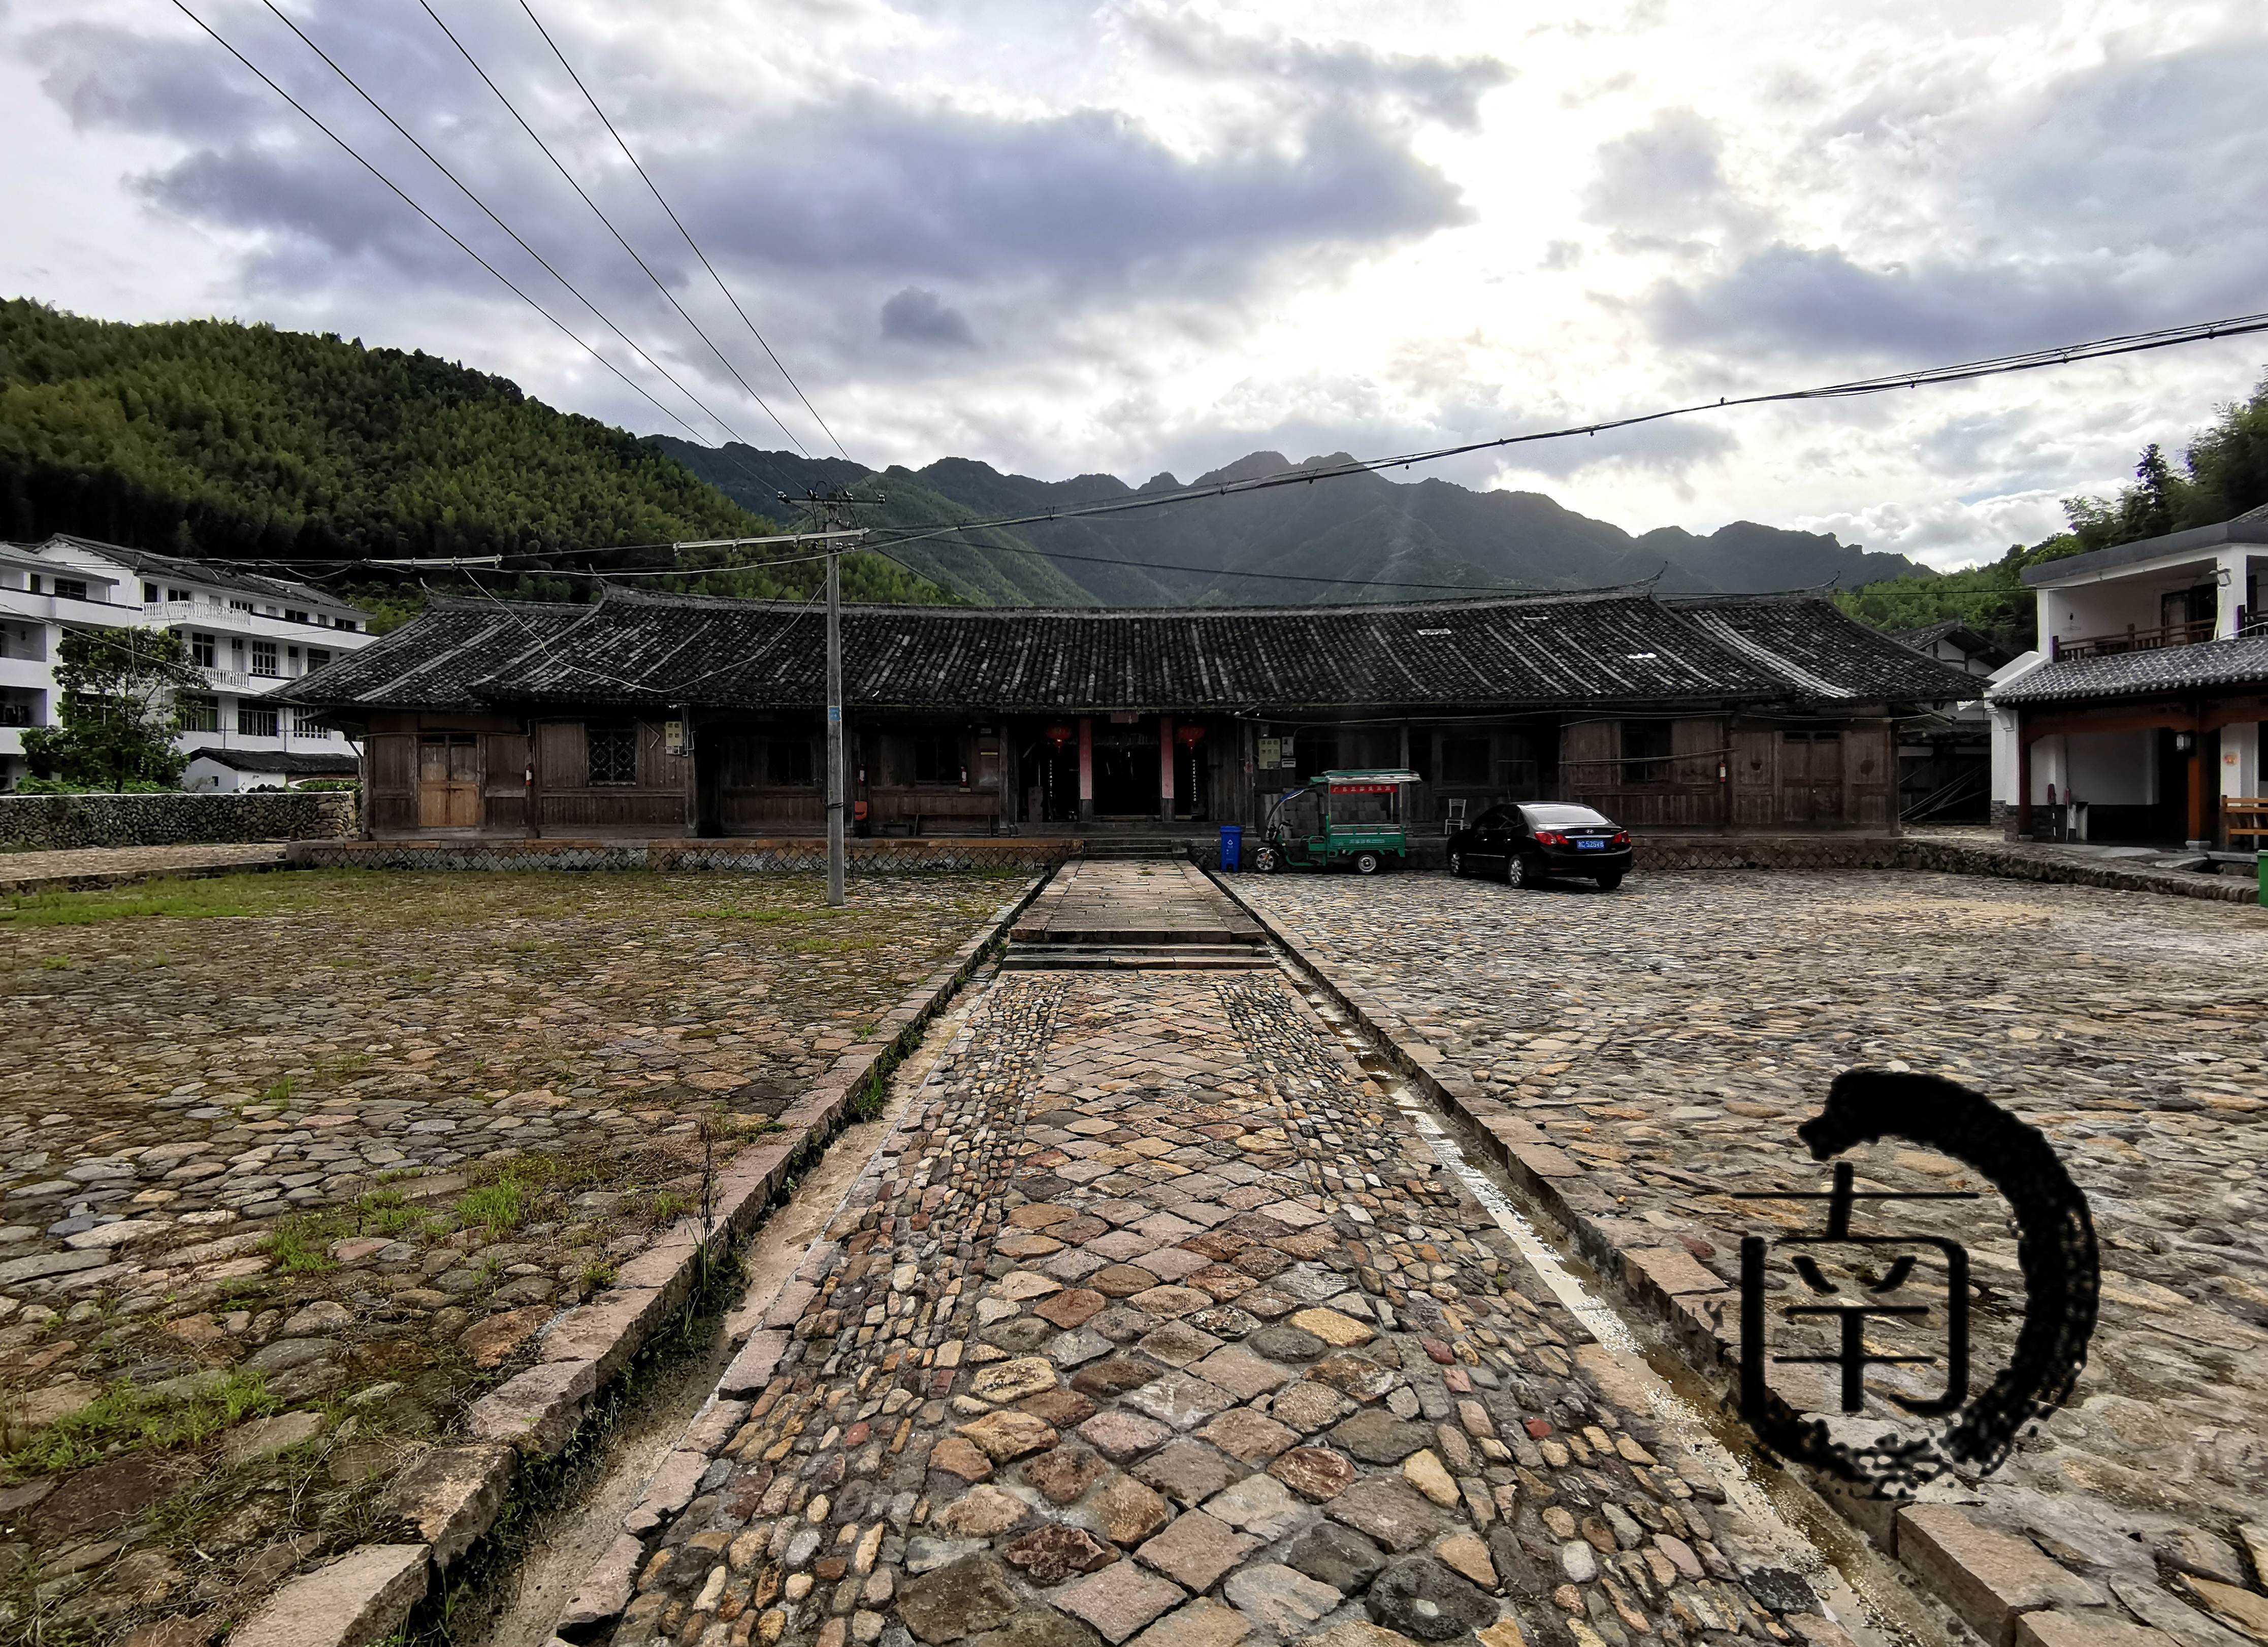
[0,869,1010,1638]
[1240,869,2268,1645]
[608,962,1867,1647]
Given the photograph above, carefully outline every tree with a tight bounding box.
[22,627,203,791]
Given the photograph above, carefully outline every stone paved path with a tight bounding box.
[0,843,287,892]
[1014,863,1263,946]
[602,961,1851,1647]
[1238,869,2268,1647]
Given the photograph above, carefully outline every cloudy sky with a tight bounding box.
[5,0,2265,569]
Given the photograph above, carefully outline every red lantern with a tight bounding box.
[1047,724,1074,748]
[1177,724,1206,747]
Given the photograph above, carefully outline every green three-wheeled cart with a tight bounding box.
[1252,768,1419,876]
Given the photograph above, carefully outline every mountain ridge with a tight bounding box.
[655,437,1929,606]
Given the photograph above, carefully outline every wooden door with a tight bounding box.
[417,734,481,829]
[1731,727,1776,830]
[1780,731,1844,825]
[1843,723,1893,829]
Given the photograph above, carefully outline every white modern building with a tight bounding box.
[1986,504,2266,846]
[0,534,374,790]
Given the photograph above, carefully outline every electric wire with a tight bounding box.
[168,0,730,460]
[414,0,810,456]
[517,0,854,463]
[859,304,2268,557]
[252,0,785,492]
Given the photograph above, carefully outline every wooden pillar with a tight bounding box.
[1160,716,1176,824]
[2014,712,2031,840]
[2188,712,2209,846]
[1078,717,1094,821]
[525,717,541,840]
[359,733,377,841]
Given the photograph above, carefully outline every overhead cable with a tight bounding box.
[861,306,2268,554]
[414,0,811,456]
[252,0,783,487]
[169,0,734,458]
[517,0,854,463]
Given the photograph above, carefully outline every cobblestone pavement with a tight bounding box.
[0,869,1010,1638]
[1239,869,2268,1644]
[608,965,1859,1647]
[0,844,288,891]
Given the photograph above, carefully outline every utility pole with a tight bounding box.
[782,490,876,909]
[826,531,845,907]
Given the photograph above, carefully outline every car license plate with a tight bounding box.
[1575,839,1604,850]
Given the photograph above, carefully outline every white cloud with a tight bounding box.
[2,0,2263,567]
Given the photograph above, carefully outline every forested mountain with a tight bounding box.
[658,438,1928,606]
[0,301,944,608]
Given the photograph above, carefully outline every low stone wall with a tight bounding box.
[289,836,1075,875]
[0,791,356,851]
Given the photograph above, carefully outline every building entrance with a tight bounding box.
[1093,738,1160,817]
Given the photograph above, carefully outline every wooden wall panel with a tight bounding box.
[539,721,586,789]
[1731,726,1778,831]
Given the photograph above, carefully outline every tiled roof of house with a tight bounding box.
[287,586,1979,715]
[1990,633,2268,703]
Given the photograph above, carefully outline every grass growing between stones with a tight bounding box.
[4,1372,280,1475]
[0,868,1021,1640]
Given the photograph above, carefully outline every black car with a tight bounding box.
[1448,802,1632,890]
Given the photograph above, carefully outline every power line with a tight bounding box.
[253,0,784,489]
[413,0,811,456]
[861,306,2268,555]
[169,0,723,455]
[517,0,853,463]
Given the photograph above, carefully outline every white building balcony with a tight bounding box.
[0,657,49,691]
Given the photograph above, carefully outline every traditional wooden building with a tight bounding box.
[284,585,1974,841]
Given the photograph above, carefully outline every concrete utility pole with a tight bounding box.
[780,490,875,909]
[825,536,845,907]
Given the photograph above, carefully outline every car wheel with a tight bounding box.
[1354,851,1381,876]
[1505,854,1529,888]
[1595,871,1624,891]
[1448,850,1464,878]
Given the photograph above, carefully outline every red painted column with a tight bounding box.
[1160,716,1176,824]
[1078,717,1094,821]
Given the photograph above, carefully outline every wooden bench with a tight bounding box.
[2226,798,2268,845]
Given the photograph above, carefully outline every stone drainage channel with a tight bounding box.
[463,975,998,1647]
[1273,967,1958,1647]
[475,886,1969,1647]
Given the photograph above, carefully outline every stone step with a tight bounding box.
[998,943,1276,971]
[1010,924,1264,946]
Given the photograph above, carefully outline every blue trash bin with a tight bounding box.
[1219,824,1243,873]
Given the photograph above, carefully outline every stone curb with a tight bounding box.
[1611,833,2262,907]
[0,847,295,896]
[226,870,1052,1647]
[1209,867,2147,1647]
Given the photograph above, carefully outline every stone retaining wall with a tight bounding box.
[0,791,356,851]
[291,838,1078,874]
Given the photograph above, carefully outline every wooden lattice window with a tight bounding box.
[588,723,638,785]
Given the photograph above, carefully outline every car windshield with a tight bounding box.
[1521,804,1612,828]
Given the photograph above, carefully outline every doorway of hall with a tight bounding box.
[1092,719,1160,817]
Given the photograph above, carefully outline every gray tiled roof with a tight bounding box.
[1991,633,2268,703]
[287,586,1980,715]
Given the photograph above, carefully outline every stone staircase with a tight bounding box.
[1001,860,1274,971]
